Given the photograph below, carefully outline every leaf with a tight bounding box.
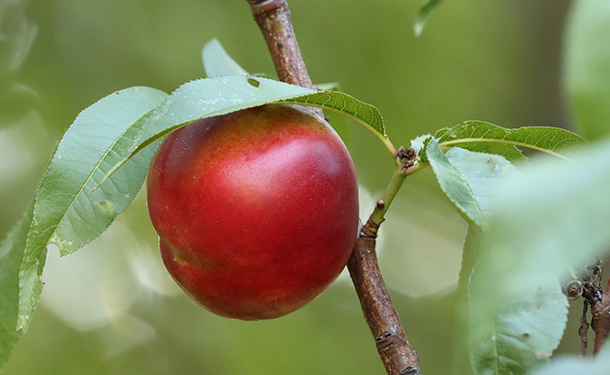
[100,76,392,184]
[315,82,342,91]
[469,282,568,375]
[18,86,168,333]
[530,346,610,375]
[425,139,517,226]
[410,134,432,162]
[414,0,445,37]
[279,90,392,153]
[314,82,351,150]
[323,109,352,152]
[468,138,610,374]
[205,38,354,155]
[435,121,585,162]
[202,38,249,78]
[0,207,33,369]
[564,0,610,140]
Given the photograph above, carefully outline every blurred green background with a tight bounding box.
[0,0,587,374]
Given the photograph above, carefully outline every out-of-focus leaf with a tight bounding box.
[426,139,517,226]
[414,0,445,37]
[470,282,568,375]
[315,82,341,91]
[469,138,610,374]
[202,39,249,78]
[18,87,168,333]
[564,0,610,140]
[0,207,32,369]
[100,76,391,184]
[530,345,610,375]
[436,121,584,162]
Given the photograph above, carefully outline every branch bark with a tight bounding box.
[246,1,422,373]
[348,237,421,374]
[246,0,315,90]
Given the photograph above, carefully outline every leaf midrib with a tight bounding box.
[439,137,569,159]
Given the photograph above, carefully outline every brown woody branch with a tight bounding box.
[247,0,315,90]
[246,0,422,373]
[348,236,421,374]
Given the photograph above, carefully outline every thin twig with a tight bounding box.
[245,1,422,373]
[350,149,422,375]
[593,275,610,354]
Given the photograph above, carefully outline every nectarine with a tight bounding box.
[147,104,358,320]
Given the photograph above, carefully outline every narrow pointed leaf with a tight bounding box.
[324,109,351,151]
[436,121,585,161]
[18,87,168,332]
[279,90,391,153]
[202,38,249,78]
[426,139,517,226]
[469,138,610,374]
[101,76,391,184]
[414,0,445,37]
[313,82,351,150]
[0,207,33,369]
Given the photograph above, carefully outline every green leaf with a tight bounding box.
[426,139,517,226]
[468,138,610,374]
[469,283,568,375]
[564,0,610,140]
[202,38,249,78]
[0,207,33,369]
[435,121,585,162]
[410,134,432,162]
[18,86,168,333]
[314,82,352,151]
[414,0,445,37]
[279,90,392,154]
[323,109,352,152]
[100,76,392,184]
[530,346,610,375]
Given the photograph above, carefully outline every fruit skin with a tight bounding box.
[147,104,359,320]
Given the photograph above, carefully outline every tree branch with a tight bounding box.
[348,237,422,374]
[246,1,422,373]
[247,0,315,90]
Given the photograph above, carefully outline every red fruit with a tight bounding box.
[146,104,359,320]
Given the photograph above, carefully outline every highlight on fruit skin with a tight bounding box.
[147,104,359,320]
